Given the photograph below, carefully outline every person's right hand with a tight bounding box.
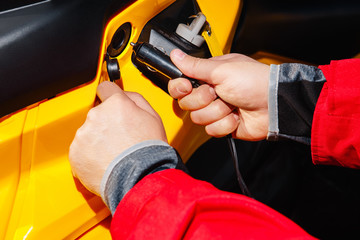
[69,81,167,195]
[168,49,270,141]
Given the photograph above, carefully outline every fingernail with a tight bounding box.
[172,49,186,61]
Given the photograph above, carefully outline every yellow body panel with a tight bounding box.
[0,111,27,240]
[198,0,242,54]
[0,0,242,239]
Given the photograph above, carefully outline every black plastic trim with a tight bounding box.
[0,0,134,117]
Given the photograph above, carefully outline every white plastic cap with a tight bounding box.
[175,13,206,47]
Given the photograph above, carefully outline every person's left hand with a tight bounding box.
[69,81,167,195]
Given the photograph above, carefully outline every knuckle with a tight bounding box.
[68,143,75,158]
[134,92,145,101]
[189,58,203,77]
[72,126,86,143]
[86,108,98,120]
[169,79,191,99]
[223,115,237,132]
[205,125,218,137]
[190,111,202,125]
[178,98,190,110]
[107,93,122,104]
[197,87,213,107]
[206,115,237,137]
[212,100,223,114]
[68,140,80,164]
[197,95,208,107]
[215,101,231,116]
[127,91,141,98]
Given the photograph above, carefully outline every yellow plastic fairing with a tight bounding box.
[0,0,242,239]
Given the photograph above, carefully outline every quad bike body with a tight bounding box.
[1,0,360,239]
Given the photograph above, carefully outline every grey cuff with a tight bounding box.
[267,64,280,141]
[99,140,169,202]
[266,63,323,145]
[100,140,185,214]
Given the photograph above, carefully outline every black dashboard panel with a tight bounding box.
[0,0,134,117]
[0,0,46,12]
[232,0,360,64]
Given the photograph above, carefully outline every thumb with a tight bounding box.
[170,49,219,84]
[96,81,124,102]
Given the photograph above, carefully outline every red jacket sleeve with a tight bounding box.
[110,169,315,239]
[312,59,360,168]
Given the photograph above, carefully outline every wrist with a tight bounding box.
[100,140,187,214]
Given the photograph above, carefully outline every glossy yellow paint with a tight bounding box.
[0,0,242,239]
[0,111,27,240]
[198,0,242,54]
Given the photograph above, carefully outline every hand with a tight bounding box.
[168,49,270,141]
[69,81,167,195]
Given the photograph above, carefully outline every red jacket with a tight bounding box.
[312,59,360,168]
[111,59,360,239]
[111,169,315,239]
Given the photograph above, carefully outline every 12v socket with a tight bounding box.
[107,22,132,57]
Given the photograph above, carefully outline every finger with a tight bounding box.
[96,82,143,117]
[96,81,123,102]
[210,53,237,61]
[97,82,160,121]
[124,91,161,120]
[178,84,217,111]
[170,49,219,84]
[190,99,234,125]
[205,113,239,137]
[168,78,193,99]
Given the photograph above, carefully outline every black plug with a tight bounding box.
[130,42,200,88]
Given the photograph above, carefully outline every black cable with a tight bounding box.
[226,135,252,197]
